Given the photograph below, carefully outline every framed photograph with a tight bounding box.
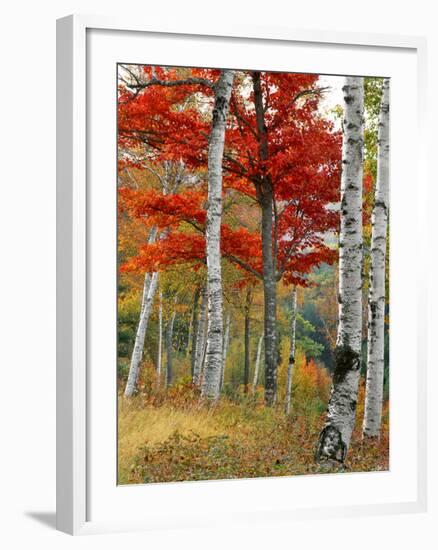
[57,15,427,535]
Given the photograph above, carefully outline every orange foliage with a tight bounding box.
[117,68,342,288]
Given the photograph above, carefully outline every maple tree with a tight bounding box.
[118,67,341,405]
[224,70,341,405]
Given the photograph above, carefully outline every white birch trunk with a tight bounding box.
[165,308,177,387]
[363,79,390,438]
[199,332,208,385]
[122,163,181,397]
[285,286,297,415]
[220,312,231,389]
[201,70,235,400]
[185,315,193,359]
[156,291,163,389]
[193,288,207,386]
[124,271,159,397]
[316,77,364,462]
[252,334,264,394]
[190,287,201,379]
[124,227,158,398]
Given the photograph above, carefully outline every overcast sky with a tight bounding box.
[317,74,345,130]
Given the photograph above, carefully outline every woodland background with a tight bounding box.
[117,68,389,483]
[1,1,435,548]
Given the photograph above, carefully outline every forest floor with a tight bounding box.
[118,381,389,485]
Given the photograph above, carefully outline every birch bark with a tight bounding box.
[124,271,159,397]
[316,77,364,462]
[201,69,235,400]
[190,287,201,378]
[193,288,207,386]
[185,315,193,359]
[363,78,390,438]
[199,333,208,385]
[165,308,177,387]
[252,334,264,394]
[156,291,163,389]
[220,312,231,389]
[285,286,297,415]
[124,227,158,398]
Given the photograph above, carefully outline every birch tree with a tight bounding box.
[124,226,158,398]
[201,69,235,400]
[165,306,177,387]
[363,78,390,438]
[156,291,163,388]
[285,286,297,415]
[220,312,231,389]
[252,334,264,394]
[316,77,364,463]
[122,161,181,397]
[185,311,193,359]
[190,287,201,378]
[193,288,207,385]
[124,271,159,397]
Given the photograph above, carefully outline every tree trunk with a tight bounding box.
[165,308,177,387]
[185,313,193,359]
[285,286,297,415]
[220,312,231,389]
[199,333,208,385]
[124,271,159,397]
[243,287,252,394]
[316,77,364,463]
[156,291,163,389]
[262,193,278,406]
[190,286,201,378]
[201,69,235,401]
[193,287,207,385]
[252,71,278,407]
[363,78,390,438]
[124,227,158,397]
[252,334,263,394]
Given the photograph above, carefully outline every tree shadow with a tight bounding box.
[25,511,57,530]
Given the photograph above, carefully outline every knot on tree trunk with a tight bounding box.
[333,344,360,385]
[315,425,347,464]
[212,96,227,125]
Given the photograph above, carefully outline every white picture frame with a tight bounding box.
[56,14,428,535]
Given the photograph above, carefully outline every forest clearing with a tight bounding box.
[117,66,390,484]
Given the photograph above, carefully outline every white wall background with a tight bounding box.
[0,0,435,548]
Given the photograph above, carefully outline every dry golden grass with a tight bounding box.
[118,397,228,483]
[117,362,389,484]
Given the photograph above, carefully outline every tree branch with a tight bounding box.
[125,75,214,91]
[287,87,330,109]
[225,254,262,280]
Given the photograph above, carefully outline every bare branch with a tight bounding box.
[126,75,214,91]
[142,164,165,187]
[287,87,330,109]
